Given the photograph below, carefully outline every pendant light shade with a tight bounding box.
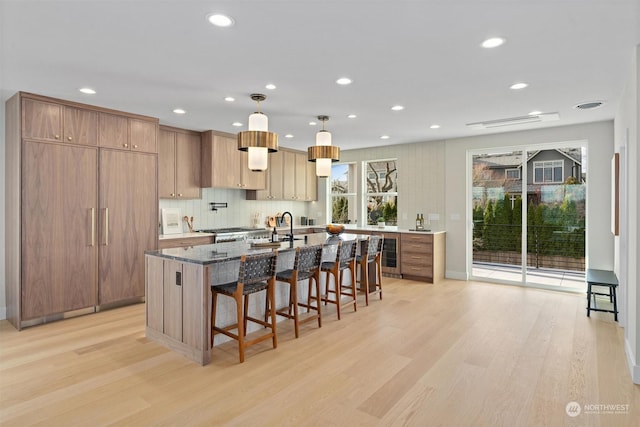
[237,94,278,171]
[308,115,340,177]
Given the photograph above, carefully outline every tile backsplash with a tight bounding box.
[159,188,320,233]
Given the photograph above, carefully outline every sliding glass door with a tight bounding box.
[470,143,586,291]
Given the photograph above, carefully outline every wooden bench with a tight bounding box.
[586,269,618,321]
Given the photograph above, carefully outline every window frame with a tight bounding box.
[505,168,520,180]
[533,160,564,184]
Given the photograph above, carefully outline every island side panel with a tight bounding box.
[182,262,205,352]
[163,260,183,341]
[146,255,164,332]
[433,232,446,283]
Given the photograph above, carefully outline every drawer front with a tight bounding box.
[401,253,433,268]
[402,263,433,277]
[159,236,213,249]
[401,234,433,245]
[402,242,432,253]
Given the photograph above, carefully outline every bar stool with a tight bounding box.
[356,235,383,305]
[211,251,278,363]
[321,239,358,320]
[269,244,324,338]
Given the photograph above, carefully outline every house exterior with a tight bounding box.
[473,148,584,206]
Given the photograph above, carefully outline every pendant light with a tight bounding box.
[237,94,278,171]
[308,115,340,177]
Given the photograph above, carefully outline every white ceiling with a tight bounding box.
[1,0,638,151]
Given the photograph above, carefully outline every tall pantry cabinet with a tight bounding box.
[5,92,158,329]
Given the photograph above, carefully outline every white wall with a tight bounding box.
[615,44,640,384]
[337,141,446,230]
[0,99,6,320]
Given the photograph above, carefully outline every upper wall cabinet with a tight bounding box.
[22,98,98,146]
[159,126,202,199]
[246,148,316,201]
[201,130,266,190]
[99,113,157,153]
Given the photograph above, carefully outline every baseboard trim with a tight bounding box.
[446,270,468,281]
[625,338,640,384]
[0,306,5,320]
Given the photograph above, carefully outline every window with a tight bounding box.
[533,160,563,183]
[505,168,520,180]
[330,163,357,224]
[365,159,398,225]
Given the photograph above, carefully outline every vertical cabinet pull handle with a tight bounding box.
[104,208,109,245]
[90,208,95,246]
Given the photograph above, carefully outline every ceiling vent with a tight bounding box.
[466,112,560,130]
[574,101,604,110]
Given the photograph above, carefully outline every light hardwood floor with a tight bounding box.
[1,278,638,426]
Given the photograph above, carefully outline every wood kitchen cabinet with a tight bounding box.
[246,150,284,200]
[99,149,158,305]
[246,148,311,201]
[21,141,98,320]
[22,97,98,146]
[201,130,266,190]
[401,232,446,283]
[306,160,318,201]
[98,112,158,153]
[283,151,307,200]
[5,92,159,329]
[159,126,201,199]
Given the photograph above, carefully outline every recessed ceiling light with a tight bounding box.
[510,82,528,90]
[265,83,276,90]
[347,114,357,119]
[79,87,96,94]
[232,122,243,127]
[309,121,317,126]
[224,96,235,102]
[574,101,605,110]
[285,134,294,138]
[173,108,186,114]
[207,13,234,27]
[481,37,505,48]
[528,110,542,115]
[380,135,390,140]
[336,77,352,85]
[430,124,440,129]
[391,105,404,111]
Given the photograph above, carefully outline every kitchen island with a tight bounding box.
[144,233,363,365]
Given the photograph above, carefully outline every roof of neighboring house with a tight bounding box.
[475,148,582,169]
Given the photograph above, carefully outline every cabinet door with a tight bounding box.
[269,150,285,199]
[213,135,241,188]
[22,98,62,142]
[306,160,318,201]
[294,152,307,200]
[63,106,98,146]
[130,119,157,153]
[22,141,98,319]
[99,113,129,150]
[158,129,176,198]
[175,132,202,198]
[283,151,297,200]
[240,151,267,190]
[99,150,158,304]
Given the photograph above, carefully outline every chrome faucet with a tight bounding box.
[281,211,293,243]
